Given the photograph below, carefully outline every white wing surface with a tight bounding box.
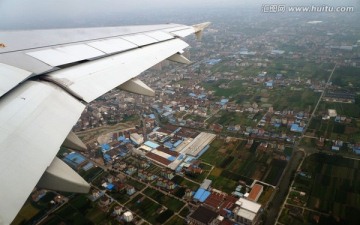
[0,22,210,225]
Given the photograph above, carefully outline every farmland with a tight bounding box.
[200,137,288,193]
[282,153,360,225]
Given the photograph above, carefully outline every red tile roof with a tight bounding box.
[146,152,171,166]
[157,146,179,157]
[247,184,263,202]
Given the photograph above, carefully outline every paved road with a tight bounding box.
[264,150,304,225]
[264,64,337,225]
[307,64,337,128]
[76,122,135,144]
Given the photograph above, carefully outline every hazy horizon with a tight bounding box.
[0,0,358,29]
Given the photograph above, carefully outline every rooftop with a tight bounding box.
[235,198,261,213]
[247,184,263,202]
[194,188,211,202]
[200,179,212,190]
[144,140,159,149]
[180,132,216,156]
[234,198,261,221]
[146,152,171,166]
[190,206,218,224]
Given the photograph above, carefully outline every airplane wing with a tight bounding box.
[0,22,210,225]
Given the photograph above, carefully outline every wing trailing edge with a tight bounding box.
[0,22,211,225]
[44,38,189,102]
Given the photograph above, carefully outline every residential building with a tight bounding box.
[233,198,261,225]
[247,184,263,202]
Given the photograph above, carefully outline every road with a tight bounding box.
[265,64,337,225]
[76,122,136,144]
[307,64,337,127]
[264,150,304,225]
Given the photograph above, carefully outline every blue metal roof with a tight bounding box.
[101,144,110,151]
[144,141,160,149]
[168,156,176,161]
[189,93,196,97]
[164,141,173,148]
[290,124,304,133]
[106,183,114,190]
[196,145,210,159]
[64,153,86,167]
[104,154,111,161]
[173,140,183,148]
[194,188,211,202]
[118,135,126,141]
[194,188,205,200]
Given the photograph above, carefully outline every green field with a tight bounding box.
[200,138,289,188]
[85,207,107,224]
[263,159,287,186]
[39,194,113,225]
[164,215,185,225]
[331,66,360,88]
[202,79,248,97]
[126,177,146,190]
[79,166,104,182]
[270,88,320,111]
[109,189,131,204]
[56,203,92,225]
[172,175,200,191]
[207,110,260,127]
[295,153,360,224]
[143,187,185,212]
[199,139,226,165]
[125,194,162,224]
[317,101,360,119]
[179,206,190,218]
[307,113,360,142]
[207,173,238,193]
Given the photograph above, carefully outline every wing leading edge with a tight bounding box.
[0,22,210,225]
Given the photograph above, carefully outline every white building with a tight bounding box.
[233,198,261,225]
[328,109,337,117]
[130,133,144,145]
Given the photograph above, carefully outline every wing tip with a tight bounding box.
[192,22,211,40]
[192,22,211,33]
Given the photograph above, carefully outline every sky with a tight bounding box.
[0,0,358,29]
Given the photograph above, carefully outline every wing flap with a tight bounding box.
[0,81,85,225]
[121,34,158,46]
[171,27,196,38]
[88,37,137,54]
[26,44,105,67]
[145,31,174,41]
[0,23,206,98]
[0,63,33,97]
[45,38,189,102]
